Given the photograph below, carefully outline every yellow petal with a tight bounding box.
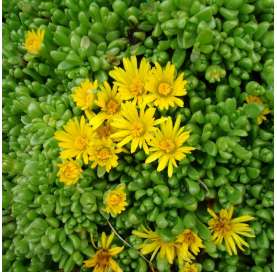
[132,230,151,239]
[101,232,107,248]
[167,161,174,177]
[207,208,218,219]
[145,152,162,164]
[165,245,175,264]
[109,258,123,272]
[106,232,115,248]
[141,242,159,255]
[157,156,169,172]
[232,215,255,223]
[131,138,140,153]
[109,246,124,256]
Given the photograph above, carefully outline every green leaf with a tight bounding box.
[243,104,262,119]
[97,166,106,178]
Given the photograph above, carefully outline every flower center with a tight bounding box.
[75,136,88,150]
[109,193,122,205]
[97,124,111,139]
[214,218,232,235]
[131,122,144,137]
[95,249,110,266]
[28,36,39,46]
[97,148,112,161]
[159,139,175,153]
[182,232,196,245]
[106,99,120,114]
[130,78,144,96]
[158,82,172,96]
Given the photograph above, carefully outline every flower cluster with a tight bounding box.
[51,56,255,271]
[54,55,194,186]
[132,227,204,268]
[131,206,254,269]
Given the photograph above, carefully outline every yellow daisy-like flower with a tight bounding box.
[57,160,82,185]
[145,116,195,177]
[176,229,204,262]
[145,62,187,110]
[104,184,127,217]
[24,29,45,54]
[84,232,124,272]
[182,263,199,272]
[111,102,162,154]
[90,81,122,129]
[109,56,151,104]
[72,79,98,111]
[132,227,177,264]
[54,116,94,164]
[208,206,255,255]
[245,95,271,125]
[88,140,121,172]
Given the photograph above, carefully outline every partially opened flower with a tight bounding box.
[111,102,162,154]
[245,95,271,125]
[208,206,255,255]
[257,108,271,124]
[132,227,177,264]
[83,232,124,272]
[145,116,195,177]
[72,79,98,112]
[54,116,94,164]
[145,62,187,110]
[88,139,121,172]
[57,160,82,185]
[104,184,127,217]
[109,56,151,104]
[176,229,204,263]
[90,82,122,129]
[24,29,45,54]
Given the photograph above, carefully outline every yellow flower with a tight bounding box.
[90,82,122,129]
[24,29,45,54]
[57,160,82,185]
[145,62,187,110]
[109,56,151,104]
[88,140,121,172]
[104,184,127,217]
[132,227,177,264]
[111,102,162,154]
[72,79,98,111]
[208,206,255,255]
[182,263,199,272]
[54,116,94,164]
[176,229,204,262]
[245,95,271,125]
[84,232,124,272]
[145,116,195,177]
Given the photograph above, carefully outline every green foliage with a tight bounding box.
[3,0,273,271]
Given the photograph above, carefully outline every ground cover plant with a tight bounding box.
[3,0,273,271]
